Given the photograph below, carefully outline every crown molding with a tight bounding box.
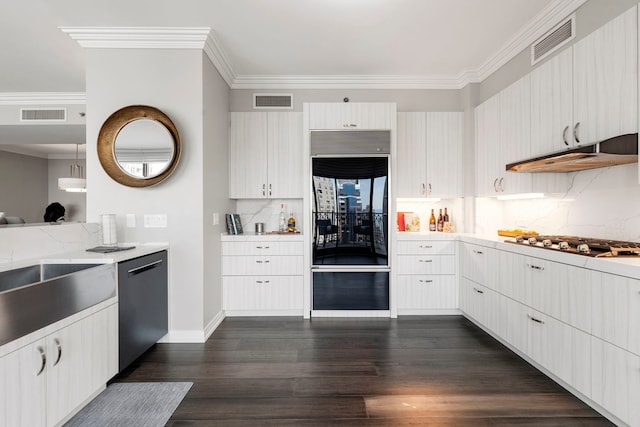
[230,74,467,90]
[0,92,86,105]
[59,26,211,49]
[58,0,587,90]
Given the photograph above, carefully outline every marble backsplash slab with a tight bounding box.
[0,222,100,265]
[476,163,640,242]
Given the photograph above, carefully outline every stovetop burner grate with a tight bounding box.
[505,234,640,257]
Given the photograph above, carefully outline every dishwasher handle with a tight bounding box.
[127,259,163,276]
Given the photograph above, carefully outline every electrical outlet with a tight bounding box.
[213,212,219,226]
[144,214,167,228]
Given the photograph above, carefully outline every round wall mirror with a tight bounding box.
[98,105,181,187]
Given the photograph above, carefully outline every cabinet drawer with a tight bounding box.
[223,276,303,311]
[397,240,455,255]
[222,241,303,256]
[396,255,455,275]
[223,256,303,276]
[461,243,498,287]
[396,275,458,310]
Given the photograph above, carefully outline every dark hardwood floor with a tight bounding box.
[114,316,613,426]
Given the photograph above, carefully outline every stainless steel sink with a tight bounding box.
[0,262,116,346]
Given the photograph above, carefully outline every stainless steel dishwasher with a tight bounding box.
[117,250,168,371]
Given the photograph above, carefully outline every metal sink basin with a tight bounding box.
[0,263,101,293]
[0,262,116,346]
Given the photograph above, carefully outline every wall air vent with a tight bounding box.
[20,108,67,122]
[253,94,293,109]
[531,14,575,65]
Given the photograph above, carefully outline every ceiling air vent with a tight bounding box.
[531,14,575,65]
[20,108,67,122]
[253,94,293,109]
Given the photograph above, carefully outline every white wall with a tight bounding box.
[202,52,233,330]
[0,150,48,222]
[85,48,207,341]
[47,158,86,222]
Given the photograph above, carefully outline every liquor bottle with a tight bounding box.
[443,207,449,223]
[437,209,444,232]
[287,212,296,232]
[279,203,286,232]
[429,209,436,232]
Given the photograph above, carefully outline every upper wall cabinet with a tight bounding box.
[308,103,395,130]
[397,112,464,198]
[531,6,638,155]
[229,112,303,199]
[475,76,533,197]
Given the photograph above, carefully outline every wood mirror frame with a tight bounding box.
[97,105,182,188]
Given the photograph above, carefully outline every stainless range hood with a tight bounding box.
[506,133,638,173]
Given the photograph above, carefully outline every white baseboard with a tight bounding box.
[311,310,391,318]
[224,309,304,317]
[158,310,225,343]
[397,308,462,315]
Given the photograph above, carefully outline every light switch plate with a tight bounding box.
[213,212,219,226]
[126,214,136,228]
[144,214,167,228]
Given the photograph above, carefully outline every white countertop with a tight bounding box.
[221,232,303,241]
[0,244,168,274]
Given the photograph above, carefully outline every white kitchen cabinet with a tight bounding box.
[308,103,394,130]
[425,112,464,198]
[396,112,427,198]
[0,303,118,427]
[591,336,640,427]
[530,47,574,155]
[474,95,501,197]
[459,278,499,331]
[460,242,498,290]
[572,6,638,147]
[229,112,303,199]
[396,238,458,313]
[396,112,463,199]
[498,74,532,195]
[592,271,640,356]
[222,236,304,315]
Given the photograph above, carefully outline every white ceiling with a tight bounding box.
[0,0,582,155]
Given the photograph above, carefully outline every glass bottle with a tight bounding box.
[279,203,286,232]
[444,207,449,223]
[287,211,296,232]
[437,209,444,232]
[429,209,436,232]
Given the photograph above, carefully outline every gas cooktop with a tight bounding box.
[504,235,640,257]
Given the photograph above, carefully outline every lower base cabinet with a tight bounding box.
[396,275,458,311]
[0,303,118,427]
[591,337,640,426]
[223,276,303,314]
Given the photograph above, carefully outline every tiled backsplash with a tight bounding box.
[476,163,640,242]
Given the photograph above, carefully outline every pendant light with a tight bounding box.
[58,144,86,193]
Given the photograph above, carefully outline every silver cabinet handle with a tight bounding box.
[128,259,163,275]
[428,183,432,195]
[262,183,266,196]
[36,346,46,376]
[255,280,271,284]
[493,178,499,192]
[418,279,433,283]
[528,314,545,324]
[422,183,426,196]
[255,246,270,249]
[418,245,433,249]
[573,122,581,144]
[473,287,484,294]
[255,260,270,263]
[52,338,62,367]
[343,123,357,128]
[562,125,569,146]
[268,183,272,197]
[418,259,433,263]
[527,263,544,271]
[473,250,484,255]
[498,177,504,192]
